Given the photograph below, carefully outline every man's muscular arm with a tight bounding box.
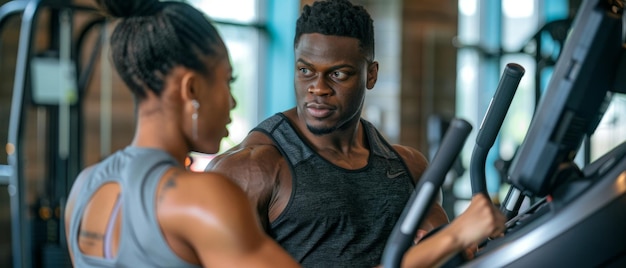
[206,135,284,232]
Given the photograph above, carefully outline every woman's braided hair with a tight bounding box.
[96,0,225,101]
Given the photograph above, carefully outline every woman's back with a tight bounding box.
[66,147,198,267]
[65,146,301,267]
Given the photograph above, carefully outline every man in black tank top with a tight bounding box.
[208,0,505,267]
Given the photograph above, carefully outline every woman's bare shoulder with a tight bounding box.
[157,169,263,244]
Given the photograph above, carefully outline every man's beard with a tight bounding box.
[306,124,337,136]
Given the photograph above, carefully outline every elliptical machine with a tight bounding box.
[382,0,626,266]
[466,0,626,266]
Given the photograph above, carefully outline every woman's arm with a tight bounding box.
[158,170,300,268]
[401,194,505,268]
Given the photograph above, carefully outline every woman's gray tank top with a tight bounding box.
[68,147,199,268]
[255,113,415,268]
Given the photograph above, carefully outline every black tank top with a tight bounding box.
[254,113,415,268]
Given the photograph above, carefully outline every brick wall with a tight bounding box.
[400,0,458,152]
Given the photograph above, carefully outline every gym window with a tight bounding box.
[184,0,297,170]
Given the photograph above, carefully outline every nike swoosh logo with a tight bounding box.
[386,170,406,179]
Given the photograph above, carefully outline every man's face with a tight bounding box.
[294,33,378,135]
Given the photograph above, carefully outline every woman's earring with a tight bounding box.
[192,100,200,140]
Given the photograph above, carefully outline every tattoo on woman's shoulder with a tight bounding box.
[158,170,180,203]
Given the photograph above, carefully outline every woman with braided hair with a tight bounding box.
[63,0,299,267]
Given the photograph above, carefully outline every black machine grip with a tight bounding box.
[470,63,525,196]
[381,118,473,268]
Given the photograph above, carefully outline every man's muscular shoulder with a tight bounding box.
[207,131,286,194]
[207,131,291,230]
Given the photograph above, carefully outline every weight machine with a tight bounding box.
[0,0,105,267]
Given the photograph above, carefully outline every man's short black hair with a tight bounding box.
[295,0,375,61]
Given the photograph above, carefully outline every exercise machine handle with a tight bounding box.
[470,63,525,196]
[381,118,473,268]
